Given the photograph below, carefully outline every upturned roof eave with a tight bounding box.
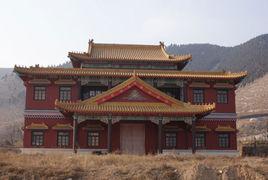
[55,103,215,117]
[13,66,247,84]
[68,51,192,63]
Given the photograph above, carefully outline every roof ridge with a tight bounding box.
[92,42,161,48]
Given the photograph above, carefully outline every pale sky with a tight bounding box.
[0,0,267,67]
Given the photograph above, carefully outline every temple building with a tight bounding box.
[14,39,247,155]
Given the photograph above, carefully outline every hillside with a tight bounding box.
[0,68,13,78]
[236,73,268,115]
[167,34,268,85]
[0,71,24,143]
[236,74,268,140]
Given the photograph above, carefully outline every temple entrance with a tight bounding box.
[120,123,145,155]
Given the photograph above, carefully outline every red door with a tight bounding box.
[120,123,145,155]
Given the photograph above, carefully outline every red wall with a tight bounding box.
[186,83,236,113]
[195,119,237,150]
[23,117,73,148]
[145,121,158,154]
[24,119,237,151]
[77,120,108,149]
[22,78,238,152]
[25,79,79,110]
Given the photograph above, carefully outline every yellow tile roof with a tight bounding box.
[14,66,247,82]
[26,123,48,130]
[215,126,236,132]
[52,123,73,130]
[195,125,212,132]
[55,76,215,116]
[68,41,192,63]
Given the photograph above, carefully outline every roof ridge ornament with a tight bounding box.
[132,70,137,77]
[88,38,94,44]
[88,38,94,54]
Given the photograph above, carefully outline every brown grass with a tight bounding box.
[0,151,267,180]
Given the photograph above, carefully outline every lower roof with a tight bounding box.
[14,66,247,83]
[55,75,215,117]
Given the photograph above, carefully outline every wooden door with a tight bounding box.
[120,123,145,155]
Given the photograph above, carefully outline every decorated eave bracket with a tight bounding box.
[74,114,193,125]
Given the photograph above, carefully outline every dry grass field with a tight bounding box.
[0,151,267,180]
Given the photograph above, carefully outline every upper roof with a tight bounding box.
[55,75,215,117]
[14,66,247,83]
[68,40,192,63]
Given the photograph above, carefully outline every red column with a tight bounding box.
[158,118,163,153]
[192,117,196,154]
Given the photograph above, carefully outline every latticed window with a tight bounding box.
[88,132,99,147]
[59,87,71,101]
[218,134,229,148]
[217,90,228,104]
[34,86,46,100]
[193,89,204,103]
[31,131,44,146]
[89,90,102,98]
[82,86,107,100]
[165,133,177,148]
[57,131,70,147]
[195,133,205,148]
[159,88,180,100]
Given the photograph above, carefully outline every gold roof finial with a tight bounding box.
[133,70,137,77]
[88,38,94,44]
[159,41,164,46]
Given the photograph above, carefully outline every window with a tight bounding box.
[217,90,228,104]
[89,90,102,98]
[34,86,46,100]
[59,87,71,101]
[88,132,99,147]
[195,133,205,148]
[57,131,70,147]
[31,131,44,146]
[159,88,180,100]
[193,89,204,103]
[81,86,107,100]
[218,133,229,148]
[165,133,177,148]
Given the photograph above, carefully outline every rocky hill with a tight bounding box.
[167,34,268,85]
[236,73,268,115]
[0,70,24,143]
[236,74,268,141]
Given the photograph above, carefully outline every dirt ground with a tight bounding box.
[0,151,267,180]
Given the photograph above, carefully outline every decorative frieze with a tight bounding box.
[203,113,237,119]
[195,125,212,132]
[157,79,183,87]
[213,83,234,89]
[26,123,48,130]
[52,123,73,130]
[75,115,193,124]
[54,79,76,85]
[215,125,236,132]
[82,124,105,131]
[164,125,183,132]
[24,110,64,119]
[189,82,210,88]
[80,77,109,86]
[28,79,51,85]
